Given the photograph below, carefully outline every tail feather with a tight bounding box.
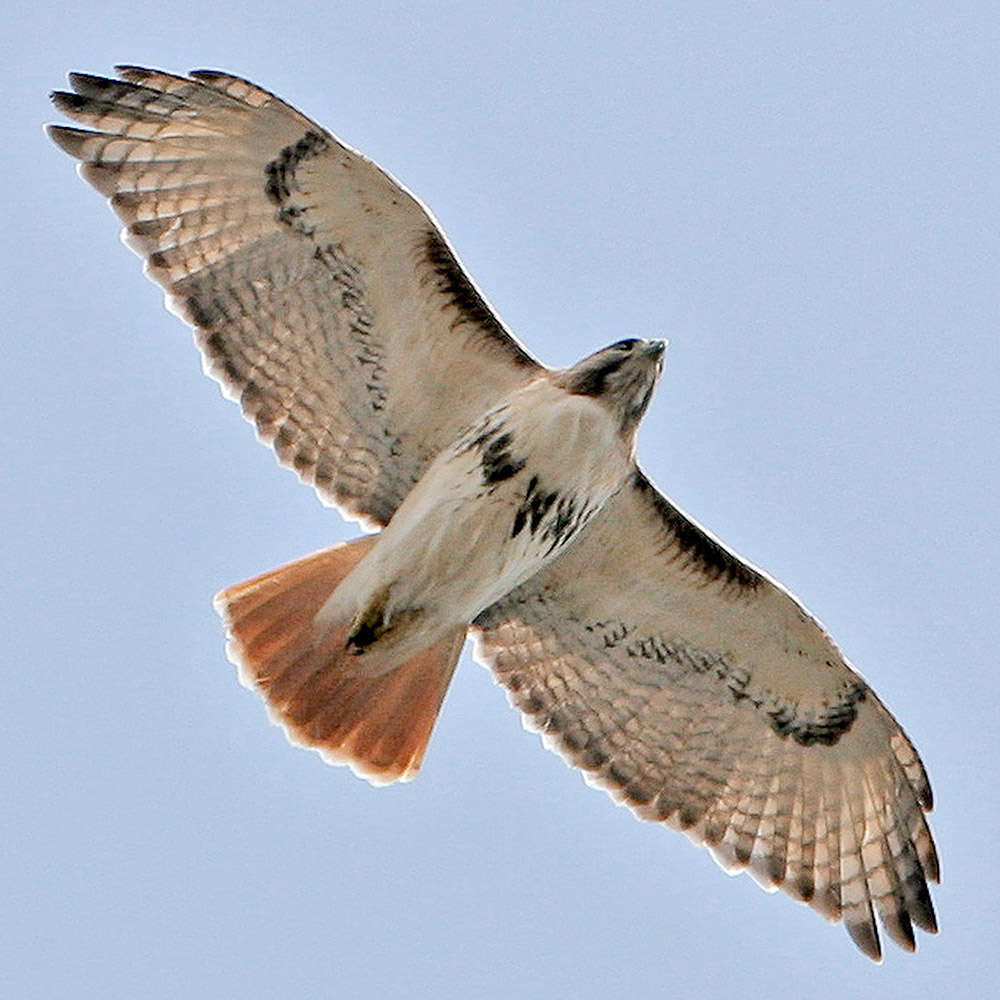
[215,536,466,784]
[217,536,376,661]
[297,631,466,778]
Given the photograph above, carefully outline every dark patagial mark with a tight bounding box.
[633,470,761,591]
[264,129,329,234]
[421,230,538,368]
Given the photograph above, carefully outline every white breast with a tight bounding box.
[329,378,633,638]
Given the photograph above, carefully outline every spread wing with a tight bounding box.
[48,67,543,527]
[473,469,938,961]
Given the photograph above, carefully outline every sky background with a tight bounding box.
[3,3,998,998]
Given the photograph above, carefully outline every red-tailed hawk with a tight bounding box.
[48,67,938,961]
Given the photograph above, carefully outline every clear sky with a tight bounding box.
[4,4,997,998]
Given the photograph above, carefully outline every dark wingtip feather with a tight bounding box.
[189,68,230,81]
[68,71,117,95]
[917,770,933,811]
[114,65,164,86]
[50,90,88,114]
[909,882,939,934]
[45,123,93,158]
[882,908,916,953]
[847,919,883,963]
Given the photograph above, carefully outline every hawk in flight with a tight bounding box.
[48,67,938,961]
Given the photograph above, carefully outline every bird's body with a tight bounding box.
[48,66,938,961]
[322,371,642,669]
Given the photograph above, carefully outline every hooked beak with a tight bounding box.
[644,339,667,361]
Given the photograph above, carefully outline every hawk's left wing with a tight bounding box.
[47,67,543,528]
[473,469,938,961]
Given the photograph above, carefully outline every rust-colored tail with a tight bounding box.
[214,536,465,784]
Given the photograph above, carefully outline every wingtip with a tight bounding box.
[45,123,90,157]
[114,63,154,78]
[67,70,106,93]
[846,919,884,963]
[881,909,917,953]
[188,68,230,81]
[910,885,939,935]
[920,783,933,812]
[50,89,85,113]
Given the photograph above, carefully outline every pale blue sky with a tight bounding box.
[4,4,998,998]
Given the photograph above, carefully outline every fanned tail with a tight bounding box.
[215,536,465,784]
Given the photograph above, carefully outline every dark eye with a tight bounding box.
[610,338,639,352]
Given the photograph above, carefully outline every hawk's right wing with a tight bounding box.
[48,67,543,528]
[473,469,938,960]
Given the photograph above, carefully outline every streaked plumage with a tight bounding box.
[48,66,938,961]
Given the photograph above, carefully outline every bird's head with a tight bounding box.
[556,338,667,438]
